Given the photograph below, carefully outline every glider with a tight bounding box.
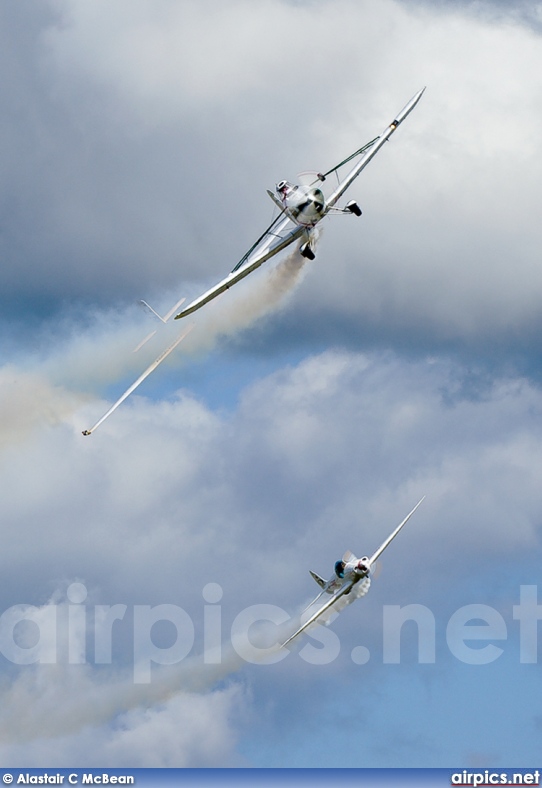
[281,497,425,648]
[82,88,425,435]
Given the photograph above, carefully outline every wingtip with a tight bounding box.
[414,86,426,103]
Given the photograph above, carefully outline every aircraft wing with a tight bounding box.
[324,87,425,210]
[368,496,425,565]
[281,578,356,648]
[174,212,305,319]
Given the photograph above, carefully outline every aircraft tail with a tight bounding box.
[134,297,187,352]
[309,570,327,589]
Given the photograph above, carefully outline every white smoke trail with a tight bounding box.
[0,592,294,743]
[0,367,90,449]
[183,242,311,356]
[0,653,242,743]
[36,242,313,394]
[0,241,314,445]
[34,305,164,394]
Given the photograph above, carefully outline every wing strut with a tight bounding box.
[231,208,290,273]
[326,87,425,209]
[316,137,380,182]
[174,220,304,319]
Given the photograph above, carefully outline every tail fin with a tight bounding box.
[139,297,186,324]
[309,570,327,589]
[134,297,187,352]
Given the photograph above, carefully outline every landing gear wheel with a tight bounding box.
[300,242,315,260]
[345,200,362,217]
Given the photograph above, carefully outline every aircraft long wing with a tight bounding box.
[368,496,425,566]
[281,578,356,648]
[174,213,305,320]
[82,323,194,435]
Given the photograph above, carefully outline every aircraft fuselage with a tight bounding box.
[276,181,326,226]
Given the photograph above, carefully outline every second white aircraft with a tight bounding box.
[281,497,425,648]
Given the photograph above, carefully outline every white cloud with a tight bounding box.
[0,665,243,767]
[2,346,541,603]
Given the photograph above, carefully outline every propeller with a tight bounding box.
[297,170,323,187]
[371,559,382,580]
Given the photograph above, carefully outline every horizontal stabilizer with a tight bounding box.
[134,297,187,352]
[139,297,186,324]
[266,189,283,211]
[309,570,326,589]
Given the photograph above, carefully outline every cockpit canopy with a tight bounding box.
[276,179,296,196]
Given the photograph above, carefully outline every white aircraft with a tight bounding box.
[173,87,425,320]
[82,88,425,435]
[281,497,425,648]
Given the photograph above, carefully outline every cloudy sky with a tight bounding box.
[1,0,542,770]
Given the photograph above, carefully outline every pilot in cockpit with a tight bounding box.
[334,560,346,578]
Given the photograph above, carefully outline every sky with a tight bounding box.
[1,0,542,770]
